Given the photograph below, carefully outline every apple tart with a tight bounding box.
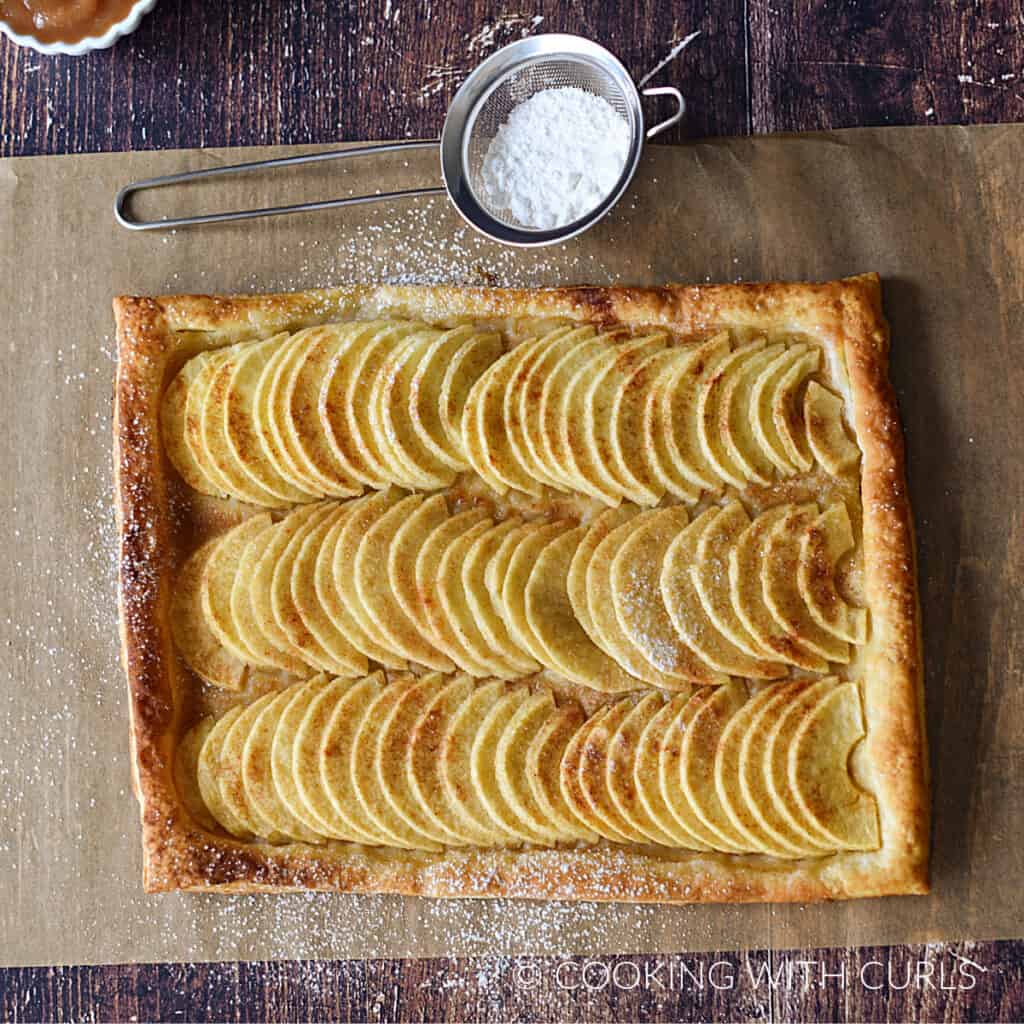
[114,276,927,902]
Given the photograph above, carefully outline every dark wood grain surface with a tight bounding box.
[2,941,1022,1022]
[2,1,1023,1021]
[3,0,1024,157]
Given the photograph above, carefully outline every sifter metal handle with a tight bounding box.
[114,139,445,230]
[642,86,686,139]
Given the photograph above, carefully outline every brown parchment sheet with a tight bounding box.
[0,125,1021,967]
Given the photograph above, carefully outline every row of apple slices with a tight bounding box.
[163,320,860,511]
[162,320,503,507]
[461,325,862,504]
[172,490,867,693]
[182,672,878,855]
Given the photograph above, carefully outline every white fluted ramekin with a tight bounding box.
[0,0,157,55]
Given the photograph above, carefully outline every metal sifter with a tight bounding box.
[115,34,684,248]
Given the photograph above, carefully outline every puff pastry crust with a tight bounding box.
[114,275,928,902]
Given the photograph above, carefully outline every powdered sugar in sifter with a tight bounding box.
[114,34,684,248]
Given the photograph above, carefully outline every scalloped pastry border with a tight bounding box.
[113,274,929,902]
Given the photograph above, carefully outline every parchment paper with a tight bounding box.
[0,125,1021,967]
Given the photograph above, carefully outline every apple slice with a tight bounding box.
[804,380,861,475]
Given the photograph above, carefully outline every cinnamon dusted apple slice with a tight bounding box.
[714,685,806,857]
[176,718,217,832]
[505,327,578,490]
[563,335,663,504]
[462,340,546,496]
[679,680,755,852]
[407,674,478,845]
[541,333,616,498]
[438,518,523,679]
[461,519,539,676]
[661,332,731,492]
[171,536,249,689]
[356,493,455,671]
[804,380,861,475]
[319,322,402,488]
[315,497,406,669]
[604,694,677,846]
[268,333,346,496]
[286,676,372,841]
[720,343,786,487]
[485,523,532,620]
[345,322,426,485]
[201,346,284,506]
[253,332,328,497]
[333,488,410,667]
[439,331,506,459]
[495,690,567,845]
[692,501,786,664]
[270,676,346,839]
[184,350,238,497]
[200,513,274,668]
[250,503,332,673]
[611,506,729,687]
[789,681,879,850]
[440,679,517,846]
[411,326,500,472]
[519,326,596,489]
[764,678,844,850]
[473,687,554,844]
[729,505,828,672]
[525,704,597,842]
[641,349,702,503]
[749,344,808,475]
[584,510,682,687]
[560,706,633,842]
[290,506,369,676]
[696,339,769,489]
[659,688,745,852]
[244,684,326,843]
[584,333,670,505]
[162,353,221,495]
[225,334,317,504]
[219,691,290,841]
[319,673,397,844]
[737,680,829,856]
[377,673,462,846]
[500,521,575,666]
[798,503,868,644]
[633,692,712,850]
[351,675,442,850]
[764,505,850,664]
[370,329,454,490]
[772,346,820,472]
[299,671,389,839]
[283,326,366,497]
[272,502,356,676]
[526,526,644,693]
[388,493,451,643]
[196,705,252,838]
[230,519,312,676]
[413,507,492,673]
[662,508,787,679]
[576,699,649,843]
[608,347,678,507]
[566,507,645,675]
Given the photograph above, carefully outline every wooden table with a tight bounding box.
[2,1,1022,1020]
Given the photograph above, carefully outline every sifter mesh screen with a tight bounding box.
[463,56,635,230]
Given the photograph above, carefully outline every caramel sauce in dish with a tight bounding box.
[0,0,141,43]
